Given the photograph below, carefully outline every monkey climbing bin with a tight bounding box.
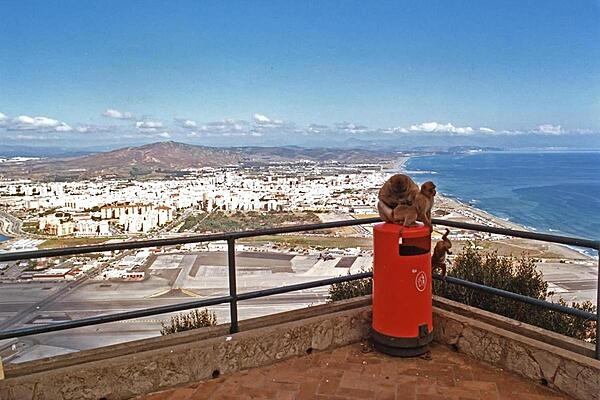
[372,222,433,356]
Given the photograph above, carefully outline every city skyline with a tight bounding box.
[1,1,599,149]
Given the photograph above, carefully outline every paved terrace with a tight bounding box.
[139,342,572,400]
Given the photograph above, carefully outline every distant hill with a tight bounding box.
[0,141,397,180]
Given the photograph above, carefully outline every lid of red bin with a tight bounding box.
[373,222,430,238]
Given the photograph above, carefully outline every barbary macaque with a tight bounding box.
[412,181,436,231]
[377,174,436,231]
[431,228,452,278]
[377,174,420,213]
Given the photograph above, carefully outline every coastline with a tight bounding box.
[398,156,597,262]
[434,194,594,261]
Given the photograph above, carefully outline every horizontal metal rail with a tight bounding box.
[236,271,372,301]
[432,218,599,249]
[0,217,382,262]
[1,217,597,263]
[0,271,373,341]
[434,274,596,321]
[0,217,597,358]
[0,295,233,341]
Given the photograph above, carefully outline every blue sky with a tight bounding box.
[1,1,599,149]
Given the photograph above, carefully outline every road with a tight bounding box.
[0,266,98,330]
[0,209,23,237]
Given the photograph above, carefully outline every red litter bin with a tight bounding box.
[372,222,433,356]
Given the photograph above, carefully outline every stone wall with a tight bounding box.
[433,299,600,400]
[0,299,372,400]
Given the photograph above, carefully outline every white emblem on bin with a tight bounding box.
[415,271,427,292]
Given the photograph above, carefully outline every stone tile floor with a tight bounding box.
[137,342,573,400]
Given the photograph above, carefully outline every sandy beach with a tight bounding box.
[427,193,598,303]
[434,194,595,261]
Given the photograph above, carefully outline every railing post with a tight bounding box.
[227,237,239,334]
[596,245,600,360]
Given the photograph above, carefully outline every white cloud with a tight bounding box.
[409,122,474,135]
[136,121,164,132]
[253,113,283,126]
[8,115,73,132]
[0,112,7,124]
[479,127,495,133]
[335,122,368,134]
[158,131,171,138]
[253,113,272,124]
[103,109,133,120]
[536,124,562,135]
[308,124,329,134]
[200,119,248,134]
[380,126,409,134]
[16,115,60,129]
[136,121,163,129]
[182,119,197,128]
[55,123,73,132]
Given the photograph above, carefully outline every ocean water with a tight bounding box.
[404,152,600,247]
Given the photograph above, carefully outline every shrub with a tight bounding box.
[434,243,596,343]
[160,308,217,335]
[328,269,372,302]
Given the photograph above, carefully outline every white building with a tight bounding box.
[38,213,75,236]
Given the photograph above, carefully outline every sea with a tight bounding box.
[404,151,600,257]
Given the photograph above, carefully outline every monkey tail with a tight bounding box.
[442,228,450,241]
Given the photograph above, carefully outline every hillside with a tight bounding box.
[0,141,395,181]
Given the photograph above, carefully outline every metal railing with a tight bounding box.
[0,217,598,359]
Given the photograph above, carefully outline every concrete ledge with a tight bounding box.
[433,300,600,400]
[0,298,372,400]
[4,295,371,378]
[433,296,596,359]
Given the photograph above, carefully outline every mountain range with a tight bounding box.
[0,141,402,181]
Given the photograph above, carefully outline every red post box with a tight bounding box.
[372,222,433,356]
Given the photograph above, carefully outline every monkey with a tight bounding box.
[413,181,436,231]
[431,228,452,278]
[377,199,395,223]
[377,174,420,223]
[378,174,420,209]
[389,203,417,226]
[377,176,436,231]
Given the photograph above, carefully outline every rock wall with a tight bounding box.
[434,306,600,400]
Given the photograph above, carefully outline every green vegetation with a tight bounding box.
[327,244,597,343]
[328,269,372,302]
[435,244,597,343]
[38,237,112,249]
[21,221,40,234]
[240,235,372,249]
[160,308,217,335]
[129,166,152,177]
[178,211,321,233]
